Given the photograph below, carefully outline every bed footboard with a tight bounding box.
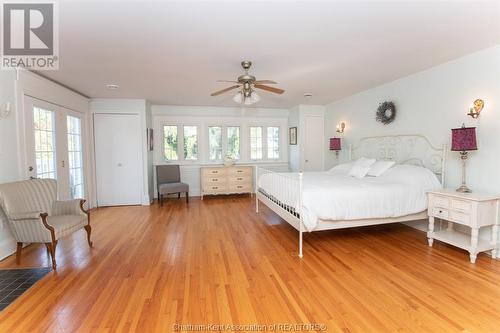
[255,166,305,258]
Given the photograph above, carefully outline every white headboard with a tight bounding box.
[349,135,446,184]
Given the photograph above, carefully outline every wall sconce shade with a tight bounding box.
[451,126,477,151]
[336,122,346,133]
[329,137,341,151]
[467,99,484,119]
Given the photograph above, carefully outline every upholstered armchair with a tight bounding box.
[0,179,92,269]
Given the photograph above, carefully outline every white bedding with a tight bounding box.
[258,164,442,231]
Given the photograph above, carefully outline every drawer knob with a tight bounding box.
[237,177,243,180]
[212,178,218,181]
[212,186,218,189]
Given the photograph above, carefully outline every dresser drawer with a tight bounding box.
[431,207,449,219]
[203,184,227,192]
[450,199,472,213]
[228,183,252,192]
[203,176,226,185]
[430,195,450,209]
[202,168,226,176]
[228,175,251,183]
[228,167,252,176]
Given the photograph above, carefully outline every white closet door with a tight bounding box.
[94,113,142,206]
[303,115,324,171]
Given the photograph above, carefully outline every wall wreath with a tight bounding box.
[376,101,396,125]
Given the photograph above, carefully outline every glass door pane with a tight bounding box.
[67,115,84,199]
[33,107,57,179]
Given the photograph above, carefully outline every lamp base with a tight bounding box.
[456,184,472,193]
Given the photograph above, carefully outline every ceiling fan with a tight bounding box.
[211,61,285,105]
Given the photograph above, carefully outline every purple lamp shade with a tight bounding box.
[451,127,477,151]
[329,137,341,151]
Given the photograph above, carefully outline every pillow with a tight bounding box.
[328,162,354,175]
[367,160,396,177]
[348,157,376,179]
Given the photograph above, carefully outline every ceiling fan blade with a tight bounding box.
[254,80,277,84]
[210,85,240,96]
[216,80,239,83]
[254,84,285,94]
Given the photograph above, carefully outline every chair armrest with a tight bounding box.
[52,199,88,217]
[9,211,44,221]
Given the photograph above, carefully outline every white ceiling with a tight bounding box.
[43,0,500,108]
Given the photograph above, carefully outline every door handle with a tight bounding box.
[28,166,33,172]
[117,163,122,167]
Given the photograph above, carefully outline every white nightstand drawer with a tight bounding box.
[449,210,470,225]
[431,195,450,209]
[432,207,449,219]
[451,199,472,212]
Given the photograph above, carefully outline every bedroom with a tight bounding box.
[0,0,499,332]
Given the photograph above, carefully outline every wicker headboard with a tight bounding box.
[349,135,446,184]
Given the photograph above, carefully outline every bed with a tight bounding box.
[255,135,446,257]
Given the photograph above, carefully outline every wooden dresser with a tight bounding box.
[200,165,253,199]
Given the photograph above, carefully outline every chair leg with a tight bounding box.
[186,192,189,203]
[46,241,57,270]
[160,194,163,206]
[178,192,180,199]
[84,225,93,248]
[16,242,22,265]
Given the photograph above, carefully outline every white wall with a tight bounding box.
[151,105,290,197]
[324,45,500,236]
[89,99,152,206]
[0,70,19,259]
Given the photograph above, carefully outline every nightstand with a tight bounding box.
[427,189,499,263]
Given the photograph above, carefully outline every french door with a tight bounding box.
[24,96,86,200]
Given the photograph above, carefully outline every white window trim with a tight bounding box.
[155,116,287,165]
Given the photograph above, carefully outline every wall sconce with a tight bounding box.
[467,99,484,119]
[0,102,11,119]
[329,137,341,157]
[336,122,346,133]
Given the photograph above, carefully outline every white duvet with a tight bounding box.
[258,164,441,231]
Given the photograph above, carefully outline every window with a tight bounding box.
[250,126,263,160]
[208,126,222,160]
[67,116,85,199]
[226,126,240,159]
[183,126,198,160]
[33,107,56,179]
[163,125,178,160]
[267,127,280,159]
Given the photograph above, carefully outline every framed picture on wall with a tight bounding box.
[289,127,297,145]
[147,128,154,151]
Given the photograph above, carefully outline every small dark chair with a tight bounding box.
[156,165,189,206]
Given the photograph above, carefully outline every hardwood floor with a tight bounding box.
[0,196,499,332]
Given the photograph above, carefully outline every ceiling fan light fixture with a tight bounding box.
[232,92,243,103]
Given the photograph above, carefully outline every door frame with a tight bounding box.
[92,112,144,207]
[22,95,90,200]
